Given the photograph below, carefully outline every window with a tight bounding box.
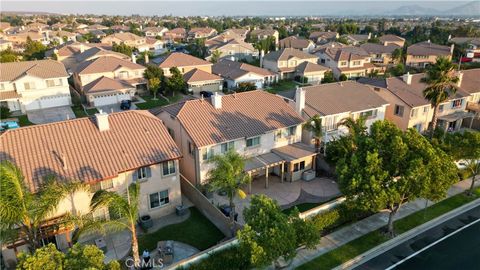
[91,179,114,192]
[299,161,305,170]
[188,141,194,155]
[46,79,62,87]
[394,105,404,117]
[413,123,422,132]
[274,129,283,141]
[293,161,305,172]
[202,147,214,161]
[410,108,418,118]
[0,83,4,90]
[246,136,260,147]
[136,166,151,181]
[293,163,299,172]
[320,59,326,64]
[340,61,347,66]
[162,160,176,176]
[149,190,169,209]
[24,82,36,90]
[353,60,361,66]
[167,127,175,139]
[360,109,377,119]
[221,141,235,153]
[451,99,463,109]
[286,126,296,136]
[423,106,429,115]
[118,71,129,79]
[439,104,444,113]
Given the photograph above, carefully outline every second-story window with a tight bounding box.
[340,61,347,66]
[439,104,444,113]
[0,83,5,90]
[360,109,377,119]
[46,79,62,87]
[135,166,151,182]
[423,106,429,115]
[221,141,235,153]
[162,160,176,176]
[451,99,463,109]
[202,147,214,161]
[118,71,129,79]
[246,136,260,148]
[394,105,404,117]
[353,60,361,66]
[24,82,36,90]
[287,126,296,136]
[410,108,418,118]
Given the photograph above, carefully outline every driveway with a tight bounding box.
[27,106,76,124]
[96,103,138,113]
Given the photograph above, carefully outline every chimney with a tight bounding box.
[457,72,463,87]
[295,86,305,114]
[79,43,85,53]
[144,53,149,64]
[211,92,222,109]
[259,50,265,68]
[368,32,372,39]
[450,44,455,54]
[402,72,412,85]
[95,110,110,131]
[131,53,136,63]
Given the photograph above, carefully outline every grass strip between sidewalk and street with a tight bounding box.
[298,187,480,270]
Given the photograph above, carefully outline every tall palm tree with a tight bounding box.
[421,57,459,134]
[208,150,251,237]
[0,161,87,252]
[303,115,323,152]
[74,183,142,266]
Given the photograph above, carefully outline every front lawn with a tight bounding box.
[18,115,34,126]
[266,80,297,93]
[72,106,98,118]
[137,207,225,252]
[298,187,480,270]
[136,94,183,110]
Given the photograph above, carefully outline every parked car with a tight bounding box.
[120,100,132,110]
[199,91,214,98]
[219,204,238,221]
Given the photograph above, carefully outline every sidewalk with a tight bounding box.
[284,178,479,269]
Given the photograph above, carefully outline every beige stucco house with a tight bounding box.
[262,48,320,80]
[157,52,213,76]
[406,41,453,68]
[212,59,277,89]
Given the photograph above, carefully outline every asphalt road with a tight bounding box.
[353,205,480,270]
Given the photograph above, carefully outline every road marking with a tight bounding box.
[385,217,480,270]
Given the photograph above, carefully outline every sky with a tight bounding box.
[0,1,474,16]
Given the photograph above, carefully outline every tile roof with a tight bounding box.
[457,68,480,94]
[157,52,211,68]
[319,46,369,62]
[103,32,144,42]
[379,35,405,42]
[159,90,304,147]
[0,110,181,192]
[300,81,388,116]
[75,46,130,63]
[250,29,278,36]
[407,41,452,56]
[212,59,274,80]
[295,62,329,74]
[75,56,145,75]
[279,36,313,50]
[0,60,68,82]
[309,31,338,40]
[264,48,317,62]
[0,91,21,100]
[183,68,222,83]
[360,43,401,54]
[83,76,134,93]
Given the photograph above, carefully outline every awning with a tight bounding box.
[438,111,476,122]
[244,152,285,173]
[272,142,317,162]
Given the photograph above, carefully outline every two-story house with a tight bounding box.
[406,41,453,68]
[0,60,71,113]
[308,31,339,45]
[156,90,317,188]
[205,33,258,62]
[360,42,402,66]
[285,82,388,147]
[379,34,405,47]
[315,46,377,79]
[143,27,169,37]
[163,28,187,42]
[187,27,218,40]
[262,48,326,80]
[101,32,163,53]
[73,56,147,107]
[0,110,182,267]
[212,59,277,89]
[279,36,315,53]
[249,29,279,45]
[358,72,472,132]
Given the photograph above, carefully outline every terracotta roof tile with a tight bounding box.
[183,68,222,83]
[157,52,211,68]
[75,56,145,75]
[0,60,68,82]
[264,48,317,62]
[83,76,134,93]
[407,41,452,56]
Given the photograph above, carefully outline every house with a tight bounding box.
[262,48,319,79]
[342,33,372,45]
[379,34,405,47]
[212,59,276,89]
[358,72,472,133]
[0,60,71,113]
[143,27,169,37]
[250,29,279,44]
[88,29,107,39]
[156,52,213,76]
[48,30,77,44]
[101,32,146,49]
[294,61,330,83]
[455,69,480,128]
[279,36,315,53]
[0,39,12,51]
[163,28,186,42]
[308,31,338,45]
[73,56,147,107]
[315,46,377,79]
[188,27,217,40]
[360,42,402,66]
[223,28,249,40]
[0,110,182,267]
[183,68,223,96]
[205,32,257,61]
[286,81,388,146]
[5,31,45,46]
[156,90,317,187]
[406,41,453,68]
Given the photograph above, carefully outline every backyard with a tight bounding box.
[135,94,184,110]
[137,207,225,252]
[266,80,297,93]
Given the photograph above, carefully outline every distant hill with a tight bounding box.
[444,1,480,16]
[389,5,440,16]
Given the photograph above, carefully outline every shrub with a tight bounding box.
[186,246,251,270]
[339,74,348,81]
[1,106,12,119]
[312,209,340,232]
[458,168,473,180]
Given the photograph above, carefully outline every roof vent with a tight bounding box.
[95,110,110,132]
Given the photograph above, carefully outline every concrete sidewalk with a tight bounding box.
[283,178,479,270]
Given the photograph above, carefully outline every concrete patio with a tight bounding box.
[212,175,340,224]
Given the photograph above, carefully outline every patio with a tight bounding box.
[212,175,340,224]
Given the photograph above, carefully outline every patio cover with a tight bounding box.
[271,142,317,162]
[244,152,285,173]
[438,111,476,122]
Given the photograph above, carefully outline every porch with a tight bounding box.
[438,111,476,132]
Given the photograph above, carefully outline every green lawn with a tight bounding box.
[17,115,35,126]
[283,202,324,215]
[137,207,225,252]
[136,94,183,110]
[266,80,297,93]
[71,106,98,118]
[298,187,480,270]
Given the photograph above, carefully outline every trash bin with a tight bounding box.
[140,215,153,230]
[176,205,187,216]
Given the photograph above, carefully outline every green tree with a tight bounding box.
[16,243,64,270]
[75,183,142,266]
[236,82,257,92]
[166,67,186,96]
[144,65,165,99]
[148,77,161,100]
[421,57,459,133]
[303,115,323,152]
[391,48,403,64]
[210,49,222,63]
[112,42,134,57]
[23,37,47,60]
[0,48,20,63]
[1,106,12,119]
[321,70,335,83]
[0,161,87,251]
[339,74,348,81]
[208,150,251,237]
[333,121,457,236]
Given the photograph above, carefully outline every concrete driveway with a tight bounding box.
[27,106,76,124]
[96,103,138,113]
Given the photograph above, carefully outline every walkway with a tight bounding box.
[282,178,479,269]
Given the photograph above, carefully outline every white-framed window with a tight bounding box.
[423,106,429,115]
[221,141,235,153]
[360,109,378,119]
[451,99,463,109]
[136,166,151,181]
[353,60,361,66]
[410,108,418,118]
[46,79,62,87]
[24,82,36,90]
[293,161,305,172]
[149,190,169,209]
[162,160,176,176]
[394,105,404,117]
[91,178,114,192]
[246,136,260,148]
[118,71,129,79]
[91,207,109,221]
[286,126,296,137]
[202,147,214,161]
[339,61,347,66]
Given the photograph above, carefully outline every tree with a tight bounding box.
[332,121,457,236]
[23,37,47,60]
[238,195,318,268]
[303,115,323,152]
[321,70,335,83]
[210,49,222,63]
[0,161,87,251]
[0,48,20,63]
[208,150,251,237]
[1,106,12,119]
[339,74,348,81]
[148,77,161,100]
[445,131,480,195]
[112,42,134,57]
[144,65,165,99]
[236,82,257,92]
[166,67,186,96]
[75,183,142,266]
[421,57,459,134]
[391,48,403,64]
[16,243,120,270]
[143,64,164,80]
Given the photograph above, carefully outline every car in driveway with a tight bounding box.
[120,100,132,110]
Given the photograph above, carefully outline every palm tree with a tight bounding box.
[74,183,142,266]
[303,115,323,152]
[340,116,367,138]
[210,49,222,63]
[0,161,87,252]
[421,57,459,134]
[208,151,251,237]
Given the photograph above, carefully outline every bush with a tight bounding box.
[310,203,372,235]
[186,246,251,270]
[312,209,340,232]
[339,74,348,81]
[458,168,473,180]
[1,106,12,119]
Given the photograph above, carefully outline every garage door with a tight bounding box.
[93,93,131,107]
[40,96,71,108]
[24,100,41,111]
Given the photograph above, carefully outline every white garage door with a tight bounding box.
[93,93,131,107]
[24,100,41,111]
[40,96,71,109]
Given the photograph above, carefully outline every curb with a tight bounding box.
[332,197,480,270]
